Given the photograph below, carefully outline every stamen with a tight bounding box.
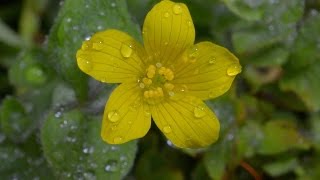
[164,83,174,91]
[143,77,152,85]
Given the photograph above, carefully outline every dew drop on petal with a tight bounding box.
[194,106,206,118]
[81,41,90,50]
[172,4,182,15]
[120,43,133,58]
[227,64,242,76]
[187,20,192,27]
[144,110,151,117]
[139,83,145,89]
[113,136,123,143]
[209,56,216,64]
[163,12,170,18]
[108,110,120,122]
[163,126,172,134]
[188,46,198,63]
[78,57,93,72]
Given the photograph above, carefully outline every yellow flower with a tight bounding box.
[76,0,241,148]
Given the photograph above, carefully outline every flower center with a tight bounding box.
[139,63,176,104]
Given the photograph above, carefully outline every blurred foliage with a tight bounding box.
[1,0,320,179]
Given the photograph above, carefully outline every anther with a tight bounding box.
[164,83,174,91]
[143,77,152,85]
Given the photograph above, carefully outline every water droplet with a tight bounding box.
[104,160,119,172]
[111,125,117,131]
[83,146,94,154]
[144,110,151,117]
[120,43,133,58]
[172,4,182,15]
[108,110,120,122]
[180,85,188,92]
[111,2,116,7]
[227,64,242,76]
[168,91,175,96]
[209,56,216,64]
[54,111,62,118]
[156,62,162,68]
[78,57,93,71]
[188,46,198,62]
[194,106,206,118]
[139,83,145,88]
[187,20,192,27]
[163,12,170,18]
[163,126,172,133]
[97,25,103,30]
[113,136,123,143]
[100,77,107,82]
[92,43,103,50]
[66,18,71,23]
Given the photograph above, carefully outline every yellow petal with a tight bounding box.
[143,0,195,65]
[101,83,151,144]
[151,96,220,148]
[76,29,146,83]
[173,42,241,100]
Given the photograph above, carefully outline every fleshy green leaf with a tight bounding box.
[263,158,298,177]
[280,13,320,111]
[41,110,137,179]
[0,96,32,142]
[257,119,310,155]
[47,0,140,101]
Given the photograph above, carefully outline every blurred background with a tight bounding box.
[0,0,320,179]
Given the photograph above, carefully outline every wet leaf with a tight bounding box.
[280,13,320,111]
[257,120,310,155]
[0,96,32,142]
[263,158,298,177]
[41,110,137,179]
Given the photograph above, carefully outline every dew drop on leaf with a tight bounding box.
[104,160,119,172]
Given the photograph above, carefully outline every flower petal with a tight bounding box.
[151,96,220,148]
[101,83,151,144]
[173,42,241,100]
[143,0,195,65]
[76,29,146,83]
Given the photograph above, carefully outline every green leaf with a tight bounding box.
[280,13,320,111]
[311,113,320,151]
[237,120,264,158]
[257,119,310,155]
[9,49,50,88]
[0,96,32,142]
[41,109,137,179]
[263,158,298,177]
[203,135,235,180]
[222,0,265,21]
[47,0,140,101]
[0,140,54,179]
[0,19,23,47]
